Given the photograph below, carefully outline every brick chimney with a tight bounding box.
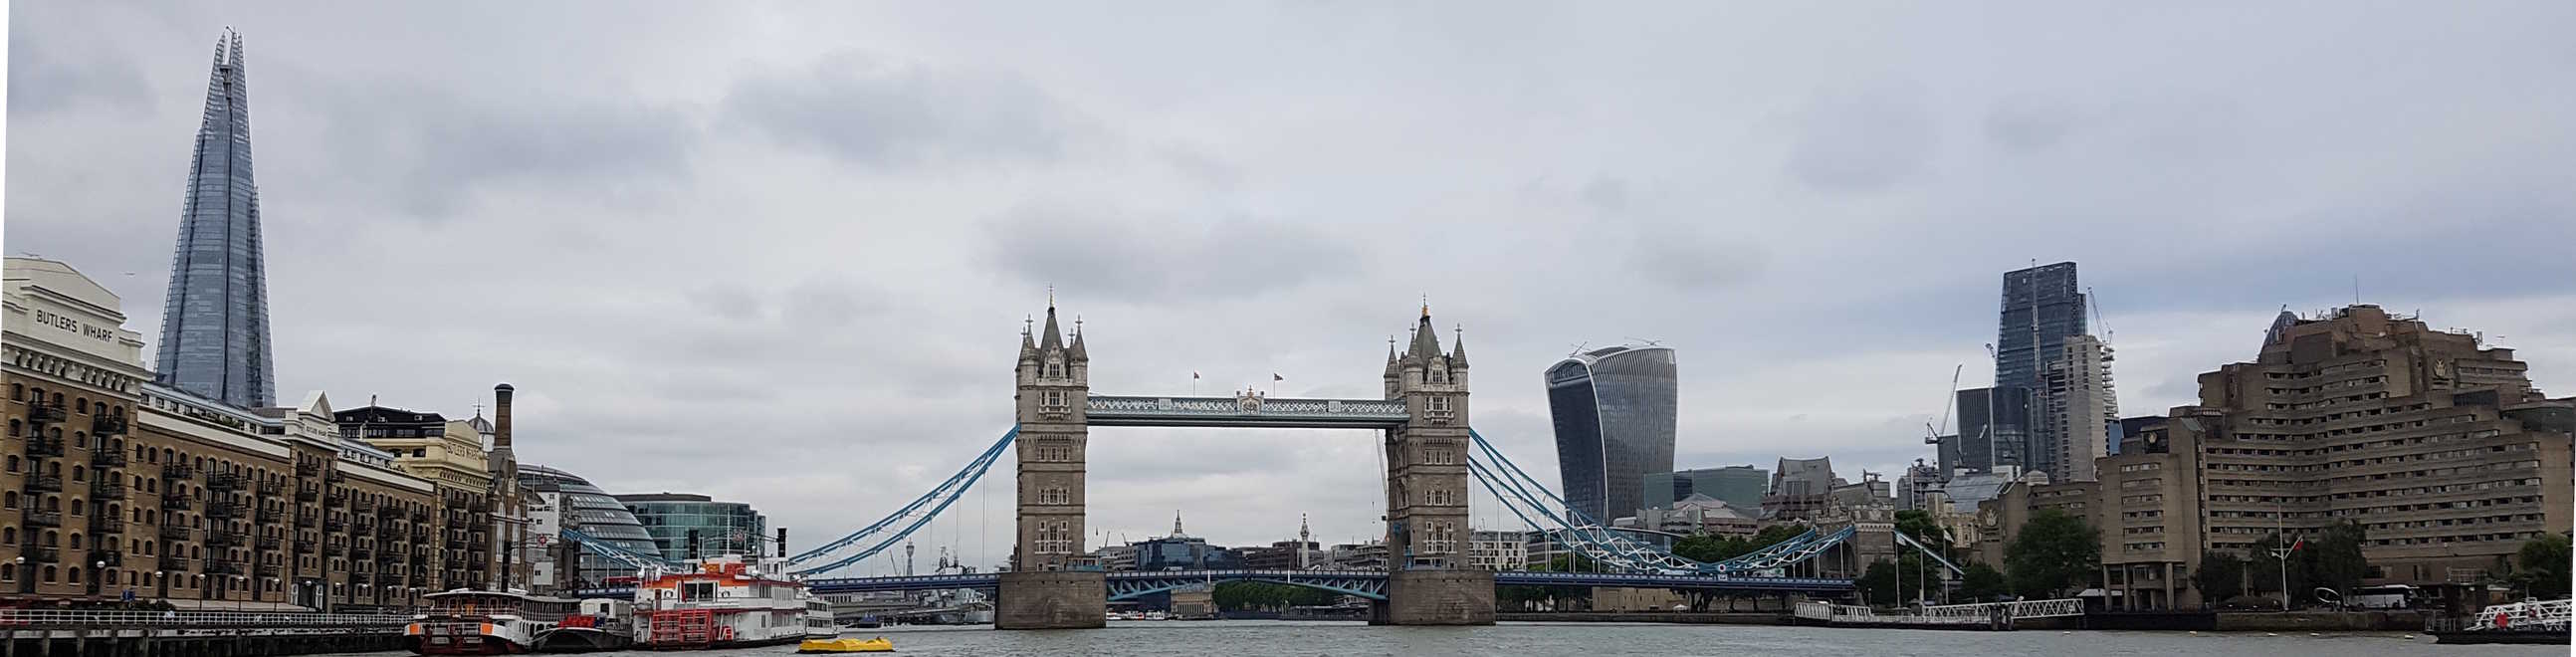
[494,383,515,450]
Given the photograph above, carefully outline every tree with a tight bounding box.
[2304,521,2369,601]
[2508,533,2571,600]
[1858,555,1940,607]
[1751,524,1811,548]
[2246,534,2301,601]
[2005,509,2099,597]
[1957,561,2010,602]
[2193,549,2247,604]
[1895,510,1955,557]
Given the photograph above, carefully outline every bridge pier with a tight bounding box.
[1373,569,1495,626]
[995,570,1106,629]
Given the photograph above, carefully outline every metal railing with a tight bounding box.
[1795,598,2082,625]
[2437,598,2574,632]
[0,609,409,627]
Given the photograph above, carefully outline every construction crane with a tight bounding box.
[1925,363,1962,445]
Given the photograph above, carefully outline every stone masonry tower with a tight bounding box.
[1377,306,1494,624]
[997,302,1104,629]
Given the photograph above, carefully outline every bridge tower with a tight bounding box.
[1376,307,1496,624]
[996,302,1106,629]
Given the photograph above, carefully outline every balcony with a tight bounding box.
[257,563,281,577]
[206,473,243,492]
[204,560,243,576]
[324,471,344,484]
[24,436,64,458]
[89,481,126,501]
[24,511,63,528]
[86,517,123,536]
[408,574,427,587]
[157,525,191,542]
[205,502,241,520]
[204,531,241,548]
[324,494,346,508]
[351,499,377,514]
[90,415,127,435]
[352,522,374,537]
[255,480,281,496]
[254,507,280,524]
[22,547,59,562]
[159,493,193,511]
[295,462,320,477]
[295,486,319,502]
[88,551,121,568]
[444,538,466,550]
[294,513,316,529]
[27,403,66,424]
[90,451,126,468]
[23,475,63,493]
[322,544,343,556]
[160,463,195,480]
[157,554,191,570]
[294,540,316,553]
[254,536,281,550]
[352,547,373,560]
[324,519,346,534]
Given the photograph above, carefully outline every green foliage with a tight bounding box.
[2004,509,2100,597]
[1857,555,1943,607]
[1752,524,1811,548]
[2508,533,2572,599]
[2305,521,2369,598]
[1673,535,1764,563]
[2193,549,2247,603]
[1209,581,1336,611]
[1894,510,1955,557]
[1957,561,2010,602]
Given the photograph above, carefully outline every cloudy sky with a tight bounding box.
[9,2,2573,574]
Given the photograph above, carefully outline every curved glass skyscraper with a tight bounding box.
[1546,345,1677,524]
[519,465,660,585]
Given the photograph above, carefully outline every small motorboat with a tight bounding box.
[798,637,895,653]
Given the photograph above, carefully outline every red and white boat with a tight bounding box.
[631,553,835,650]
[409,588,579,655]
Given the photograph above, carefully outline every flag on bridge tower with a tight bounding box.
[1273,373,1283,381]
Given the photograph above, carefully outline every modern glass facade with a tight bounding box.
[1643,465,1768,511]
[155,30,277,409]
[1955,386,2034,474]
[1995,262,2086,481]
[1545,345,1678,523]
[618,494,766,561]
[518,465,661,585]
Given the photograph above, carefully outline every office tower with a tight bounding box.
[1545,345,1678,523]
[1995,262,2106,482]
[1954,386,2034,475]
[155,29,277,408]
[1642,465,1768,511]
[2043,334,2119,483]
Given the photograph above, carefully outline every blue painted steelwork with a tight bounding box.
[786,428,1019,574]
[1084,395,1409,428]
[1467,428,1857,577]
[1892,529,1966,575]
[555,567,1856,601]
[559,527,684,571]
[1104,569,1387,601]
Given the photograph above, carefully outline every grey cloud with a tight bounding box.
[7,37,155,118]
[720,51,1080,167]
[1629,231,1768,292]
[1786,83,1935,193]
[292,74,698,219]
[1984,97,2076,152]
[982,203,1362,301]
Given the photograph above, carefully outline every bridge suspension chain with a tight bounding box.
[1466,429,1859,576]
[787,427,1020,575]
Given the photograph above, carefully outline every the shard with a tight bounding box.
[155,29,275,408]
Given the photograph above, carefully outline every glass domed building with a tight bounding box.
[519,464,663,587]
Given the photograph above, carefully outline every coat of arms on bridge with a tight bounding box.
[1235,388,1267,412]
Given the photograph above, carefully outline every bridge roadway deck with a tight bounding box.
[569,569,1851,599]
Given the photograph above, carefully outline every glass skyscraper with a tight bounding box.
[1545,345,1678,524]
[1994,262,2087,479]
[618,494,767,561]
[155,29,277,409]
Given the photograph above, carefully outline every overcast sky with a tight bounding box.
[8,2,2573,574]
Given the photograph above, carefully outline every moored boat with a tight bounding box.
[410,588,580,655]
[797,637,895,653]
[632,553,836,650]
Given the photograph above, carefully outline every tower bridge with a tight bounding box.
[555,302,1913,629]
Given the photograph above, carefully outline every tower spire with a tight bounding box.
[157,28,275,409]
[1173,510,1184,537]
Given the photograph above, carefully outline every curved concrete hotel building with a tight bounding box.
[1546,345,1678,524]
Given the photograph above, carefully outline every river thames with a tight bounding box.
[325,620,2563,656]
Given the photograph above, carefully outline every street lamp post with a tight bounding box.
[13,556,27,594]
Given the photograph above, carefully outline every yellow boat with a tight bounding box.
[798,636,895,653]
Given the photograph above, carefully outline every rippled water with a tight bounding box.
[327,620,2562,656]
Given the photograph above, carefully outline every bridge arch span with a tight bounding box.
[1106,569,1388,601]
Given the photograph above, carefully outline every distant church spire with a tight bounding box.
[1173,510,1184,537]
[156,28,275,408]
